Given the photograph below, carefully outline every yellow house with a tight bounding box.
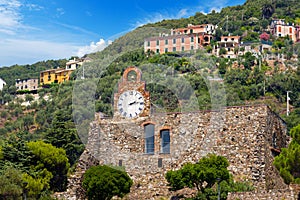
[40,68,74,86]
[54,69,74,83]
[40,68,58,85]
[39,57,91,86]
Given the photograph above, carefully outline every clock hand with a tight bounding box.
[128,100,136,105]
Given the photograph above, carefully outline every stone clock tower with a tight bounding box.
[60,67,291,200]
[113,66,150,120]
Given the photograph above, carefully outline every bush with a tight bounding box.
[82,165,133,200]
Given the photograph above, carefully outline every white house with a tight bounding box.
[0,78,6,91]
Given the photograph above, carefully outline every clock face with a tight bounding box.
[117,90,145,118]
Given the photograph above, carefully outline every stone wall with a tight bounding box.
[61,104,293,200]
[227,189,297,200]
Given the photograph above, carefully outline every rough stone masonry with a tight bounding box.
[58,104,299,200]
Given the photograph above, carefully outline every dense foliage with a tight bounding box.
[82,165,133,200]
[274,124,300,184]
[166,154,253,200]
[0,60,67,85]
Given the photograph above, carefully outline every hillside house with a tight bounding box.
[40,57,91,86]
[271,19,298,42]
[171,24,216,35]
[0,78,6,91]
[66,58,84,70]
[144,24,215,54]
[15,78,38,91]
[213,35,241,58]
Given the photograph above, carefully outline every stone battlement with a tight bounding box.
[61,104,293,200]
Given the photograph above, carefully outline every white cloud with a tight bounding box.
[0,0,22,33]
[56,8,65,17]
[133,8,194,28]
[0,39,80,67]
[76,39,111,57]
[178,9,188,18]
[25,3,44,11]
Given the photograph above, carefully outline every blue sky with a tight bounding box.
[0,0,246,67]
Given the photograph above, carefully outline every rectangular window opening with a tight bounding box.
[158,158,163,168]
[145,124,155,154]
[160,129,170,154]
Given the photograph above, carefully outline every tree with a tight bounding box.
[166,154,230,195]
[22,170,52,199]
[262,3,275,19]
[260,32,270,41]
[27,141,70,192]
[243,52,256,70]
[25,94,34,102]
[82,165,133,200]
[0,167,23,199]
[274,124,300,184]
[219,48,227,55]
[45,110,84,167]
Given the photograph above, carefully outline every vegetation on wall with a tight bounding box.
[166,154,253,200]
[274,124,300,184]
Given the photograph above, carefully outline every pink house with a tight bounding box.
[144,24,215,54]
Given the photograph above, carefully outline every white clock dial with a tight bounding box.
[117,90,145,118]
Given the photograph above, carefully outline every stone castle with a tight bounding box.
[57,67,299,200]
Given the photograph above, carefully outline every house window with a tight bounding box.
[173,38,176,44]
[165,48,168,53]
[278,26,281,33]
[191,46,194,50]
[156,40,159,45]
[181,38,185,43]
[182,46,185,51]
[156,49,160,54]
[144,124,155,154]
[147,41,150,46]
[165,39,168,45]
[190,29,193,34]
[173,47,176,52]
[191,37,194,42]
[160,129,170,153]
